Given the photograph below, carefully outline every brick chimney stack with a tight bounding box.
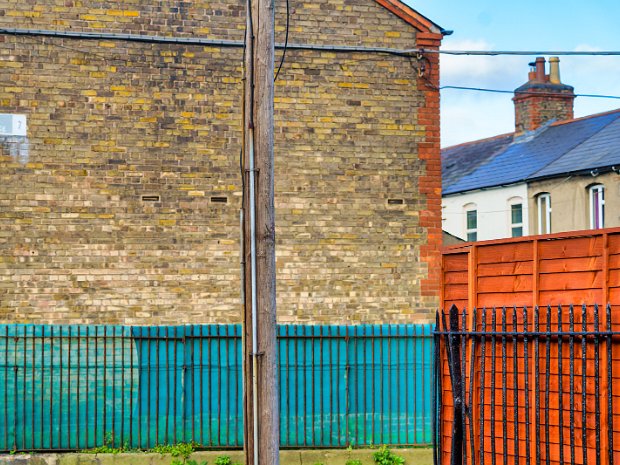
[513,57,575,134]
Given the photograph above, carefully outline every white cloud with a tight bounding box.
[441,93,514,147]
[440,38,525,88]
[439,38,526,146]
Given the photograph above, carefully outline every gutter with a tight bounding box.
[442,180,527,197]
[526,164,620,184]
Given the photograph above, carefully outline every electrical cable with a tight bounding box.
[274,0,289,81]
[0,27,418,56]
[6,28,620,57]
[440,85,620,100]
[435,50,620,56]
[12,31,620,106]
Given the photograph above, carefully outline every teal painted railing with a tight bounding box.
[0,324,433,451]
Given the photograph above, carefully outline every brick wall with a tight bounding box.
[0,0,442,324]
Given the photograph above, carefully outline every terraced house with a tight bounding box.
[442,57,620,242]
[0,0,447,324]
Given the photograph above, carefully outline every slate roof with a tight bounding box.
[442,109,620,195]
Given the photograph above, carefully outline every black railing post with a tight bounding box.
[606,303,614,465]
[433,311,440,465]
[443,304,464,465]
[468,308,477,465]
[594,304,602,465]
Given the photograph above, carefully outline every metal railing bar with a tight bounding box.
[432,312,439,465]
[433,330,620,337]
[479,307,487,465]
[581,304,588,465]
[569,305,576,465]
[76,327,80,450]
[490,309,497,465]
[606,303,614,465]
[594,305,601,465]
[500,307,507,465]
[85,326,90,449]
[533,307,541,465]
[522,307,531,465]
[557,306,565,465]
[544,306,551,465]
[0,330,432,340]
[513,306,520,465]
[461,309,468,465]
[468,308,477,465]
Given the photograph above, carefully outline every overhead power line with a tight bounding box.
[0,27,420,56]
[435,50,620,56]
[3,27,620,58]
[440,86,620,100]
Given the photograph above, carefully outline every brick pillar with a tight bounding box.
[416,32,443,310]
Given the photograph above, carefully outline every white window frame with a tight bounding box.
[464,204,477,242]
[589,184,605,229]
[536,193,552,235]
[508,197,524,238]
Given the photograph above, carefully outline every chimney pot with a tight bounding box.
[549,57,561,84]
[535,57,546,82]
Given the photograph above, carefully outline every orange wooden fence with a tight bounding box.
[438,228,620,465]
[442,227,620,310]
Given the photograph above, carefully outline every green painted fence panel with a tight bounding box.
[0,325,138,451]
[0,323,433,451]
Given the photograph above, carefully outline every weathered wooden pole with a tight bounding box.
[241,0,279,461]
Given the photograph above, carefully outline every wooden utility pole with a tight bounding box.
[241,0,279,461]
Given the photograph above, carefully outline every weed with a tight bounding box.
[152,442,196,459]
[152,444,175,455]
[81,432,131,454]
[214,455,242,465]
[215,456,232,465]
[80,436,198,457]
[373,445,404,465]
[346,460,363,465]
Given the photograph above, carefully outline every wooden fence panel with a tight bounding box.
[440,230,620,465]
[442,227,620,310]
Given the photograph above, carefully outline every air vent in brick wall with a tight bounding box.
[141,195,161,202]
[211,196,228,204]
[387,198,404,205]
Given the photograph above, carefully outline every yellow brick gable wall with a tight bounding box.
[0,0,441,324]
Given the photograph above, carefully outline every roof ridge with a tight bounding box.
[442,131,514,152]
[551,107,620,127]
[528,112,620,179]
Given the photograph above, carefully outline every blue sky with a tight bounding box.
[411,0,620,147]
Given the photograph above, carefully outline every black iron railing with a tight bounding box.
[435,304,618,465]
[0,323,434,451]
